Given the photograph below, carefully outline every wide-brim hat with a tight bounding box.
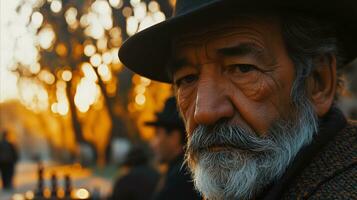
[144,96,185,130]
[119,0,357,83]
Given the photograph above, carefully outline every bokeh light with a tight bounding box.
[31,11,43,28]
[148,1,160,13]
[126,16,139,36]
[39,70,56,85]
[140,77,151,86]
[109,0,123,9]
[133,2,147,21]
[12,193,25,200]
[130,0,141,7]
[15,35,39,66]
[97,37,108,51]
[75,188,90,199]
[98,64,112,82]
[90,54,102,67]
[24,191,35,200]
[29,63,41,74]
[102,52,112,64]
[74,77,100,113]
[85,21,105,39]
[153,11,165,22]
[109,27,122,47]
[55,80,69,116]
[80,14,89,27]
[18,78,49,112]
[55,43,68,57]
[84,44,96,57]
[81,62,98,81]
[51,102,58,113]
[65,7,78,29]
[57,101,69,115]
[134,85,146,94]
[138,15,155,32]
[62,70,72,81]
[122,6,133,17]
[135,94,146,105]
[38,26,56,49]
[111,48,120,64]
[50,0,62,13]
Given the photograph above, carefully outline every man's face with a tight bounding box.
[171,16,318,199]
[150,127,180,163]
[172,16,296,136]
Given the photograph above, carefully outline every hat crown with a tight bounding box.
[156,97,182,125]
[145,97,185,130]
[174,0,219,16]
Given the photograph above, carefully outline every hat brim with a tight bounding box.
[144,121,163,127]
[119,0,357,83]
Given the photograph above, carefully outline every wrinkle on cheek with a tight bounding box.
[229,89,268,134]
[235,73,274,101]
[177,90,191,117]
[264,68,295,117]
[176,87,197,134]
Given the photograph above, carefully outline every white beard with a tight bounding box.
[185,103,317,200]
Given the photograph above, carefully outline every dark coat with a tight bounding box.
[152,154,202,200]
[0,139,18,164]
[0,138,18,189]
[110,165,160,200]
[260,108,357,200]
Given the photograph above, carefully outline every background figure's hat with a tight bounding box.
[145,96,185,131]
[119,0,357,83]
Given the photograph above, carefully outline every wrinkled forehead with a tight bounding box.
[171,15,281,52]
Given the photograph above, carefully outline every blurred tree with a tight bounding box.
[12,0,174,164]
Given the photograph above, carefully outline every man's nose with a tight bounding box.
[193,70,234,126]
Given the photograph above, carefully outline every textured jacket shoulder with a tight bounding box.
[283,121,357,200]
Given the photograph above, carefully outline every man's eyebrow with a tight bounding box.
[217,43,264,58]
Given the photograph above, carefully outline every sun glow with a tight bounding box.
[74,77,100,113]
[18,78,49,112]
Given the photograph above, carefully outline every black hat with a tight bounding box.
[145,96,185,131]
[119,0,357,83]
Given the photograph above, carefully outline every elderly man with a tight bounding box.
[119,0,357,199]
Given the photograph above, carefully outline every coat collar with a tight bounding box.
[259,107,348,200]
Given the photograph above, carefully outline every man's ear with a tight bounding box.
[307,54,337,117]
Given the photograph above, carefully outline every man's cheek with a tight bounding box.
[234,73,274,102]
[177,88,196,118]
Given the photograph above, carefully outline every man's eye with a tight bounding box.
[174,74,198,87]
[229,64,257,73]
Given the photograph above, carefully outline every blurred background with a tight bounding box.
[0,0,356,199]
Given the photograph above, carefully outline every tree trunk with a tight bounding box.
[94,68,132,163]
[66,80,84,143]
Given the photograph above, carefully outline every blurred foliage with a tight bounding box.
[8,0,175,163]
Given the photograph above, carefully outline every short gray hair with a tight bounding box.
[281,14,345,104]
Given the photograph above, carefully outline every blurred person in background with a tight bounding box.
[78,141,97,167]
[147,96,201,200]
[110,144,159,200]
[0,130,18,190]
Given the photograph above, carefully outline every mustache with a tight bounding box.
[187,123,277,155]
